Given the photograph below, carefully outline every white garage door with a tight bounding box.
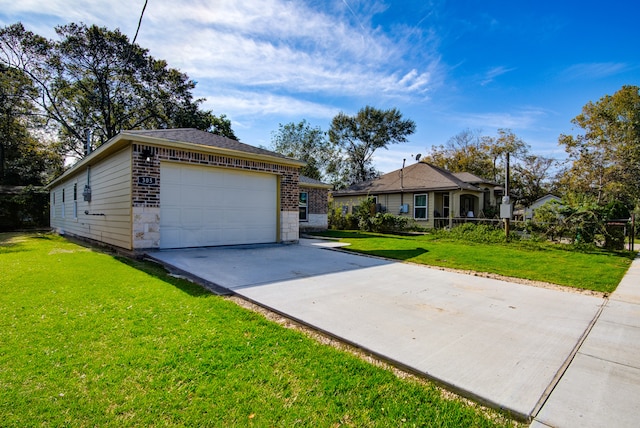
[160,163,278,248]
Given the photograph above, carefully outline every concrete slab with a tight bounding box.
[235,262,603,419]
[533,255,640,428]
[532,351,640,428]
[150,242,606,420]
[611,255,640,305]
[148,242,389,289]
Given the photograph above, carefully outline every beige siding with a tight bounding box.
[50,146,132,249]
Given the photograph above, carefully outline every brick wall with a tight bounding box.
[131,144,299,210]
[305,187,329,214]
[130,143,300,248]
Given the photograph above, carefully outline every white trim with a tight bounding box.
[414,193,428,219]
[299,191,308,222]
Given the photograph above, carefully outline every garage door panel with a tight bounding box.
[160,163,278,248]
[162,207,181,227]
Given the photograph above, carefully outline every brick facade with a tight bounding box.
[131,144,299,210]
[299,186,329,231]
[131,143,300,248]
[306,187,329,214]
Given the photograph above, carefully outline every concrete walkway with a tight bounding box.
[531,253,640,428]
[148,240,639,425]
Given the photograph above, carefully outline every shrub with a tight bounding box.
[434,223,512,244]
[328,197,409,233]
[370,213,410,233]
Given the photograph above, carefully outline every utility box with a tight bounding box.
[399,204,409,213]
[500,203,512,219]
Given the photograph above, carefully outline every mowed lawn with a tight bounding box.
[0,233,515,427]
[316,231,636,293]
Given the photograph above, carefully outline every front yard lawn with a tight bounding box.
[316,230,635,293]
[0,233,515,427]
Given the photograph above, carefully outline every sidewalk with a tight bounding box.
[531,254,640,427]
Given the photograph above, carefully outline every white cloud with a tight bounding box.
[200,90,340,119]
[2,0,441,97]
[560,62,629,80]
[480,66,516,86]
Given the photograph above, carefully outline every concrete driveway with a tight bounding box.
[148,239,606,421]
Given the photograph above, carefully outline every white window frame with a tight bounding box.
[61,188,65,218]
[414,193,428,219]
[299,191,308,222]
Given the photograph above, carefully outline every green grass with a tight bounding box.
[0,233,515,427]
[316,230,635,293]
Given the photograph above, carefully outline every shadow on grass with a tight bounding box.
[114,256,213,298]
[345,247,429,261]
[0,232,50,253]
[311,230,431,242]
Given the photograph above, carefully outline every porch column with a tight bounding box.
[449,191,454,228]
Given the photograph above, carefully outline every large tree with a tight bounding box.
[0,22,236,159]
[0,64,62,185]
[423,129,493,179]
[558,85,640,207]
[511,155,556,207]
[329,106,415,185]
[270,120,338,182]
[425,128,529,183]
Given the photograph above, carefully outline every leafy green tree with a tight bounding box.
[0,64,62,185]
[424,128,530,184]
[270,120,337,181]
[329,106,415,185]
[558,85,640,207]
[482,128,529,183]
[511,155,556,207]
[0,22,236,159]
[424,129,493,179]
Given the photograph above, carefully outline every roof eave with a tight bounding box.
[47,132,306,189]
[120,132,306,168]
[301,182,333,189]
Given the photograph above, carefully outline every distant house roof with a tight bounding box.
[299,175,332,189]
[332,162,498,197]
[524,194,562,219]
[452,172,489,184]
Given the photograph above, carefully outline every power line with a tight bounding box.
[131,0,149,47]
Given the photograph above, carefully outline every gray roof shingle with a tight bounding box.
[122,128,293,160]
[332,162,495,196]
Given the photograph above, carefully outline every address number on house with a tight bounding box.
[138,176,157,185]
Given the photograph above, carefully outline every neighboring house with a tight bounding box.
[523,194,562,220]
[47,128,306,251]
[331,162,502,228]
[298,176,332,231]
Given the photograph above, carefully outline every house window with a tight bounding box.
[73,183,78,219]
[61,188,65,218]
[414,194,427,219]
[443,194,450,217]
[52,192,56,218]
[299,192,308,221]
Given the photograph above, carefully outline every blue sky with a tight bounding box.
[1,0,638,173]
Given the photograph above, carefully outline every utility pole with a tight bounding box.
[501,153,511,239]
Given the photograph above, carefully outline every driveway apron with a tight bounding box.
[148,240,605,421]
[531,254,640,428]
